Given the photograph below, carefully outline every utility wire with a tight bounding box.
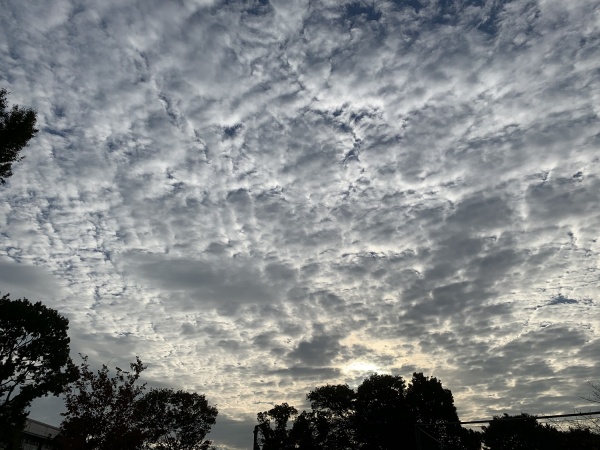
[417,410,600,426]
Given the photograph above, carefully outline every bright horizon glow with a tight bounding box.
[344,361,381,373]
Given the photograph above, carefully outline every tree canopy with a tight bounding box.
[0,89,37,184]
[257,375,600,449]
[137,388,218,450]
[256,403,298,450]
[59,355,148,449]
[58,356,218,450]
[0,293,78,448]
[480,413,600,450]
[482,413,560,450]
[256,372,480,450]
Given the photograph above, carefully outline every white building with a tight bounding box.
[20,419,60,450]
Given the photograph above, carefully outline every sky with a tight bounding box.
[1,0,600,448]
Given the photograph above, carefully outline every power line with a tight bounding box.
[417,410,600,426]
[461,410,600,425]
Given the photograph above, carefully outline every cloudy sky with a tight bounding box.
[1,0,600,448]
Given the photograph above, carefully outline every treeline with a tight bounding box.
[255,374,600,450]
[255,373,479,450]
[483,413,600,450]
[0,293,217,450]
[2,291,600,450]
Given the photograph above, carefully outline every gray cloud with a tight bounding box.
[287,333,345,367]
[0,258,67,309]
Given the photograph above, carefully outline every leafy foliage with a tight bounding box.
[0,293,78,447]
[482,413,600,450]
[483,413,562,450]
[306,384,356,450]
[256,372,480,450]
[58,356,218,450]
[354,374,408,450]
[58,355,147,450]
[560,427,600,449]
[0,89,37,184]
[256,403,298,450]
[137,388,218,450]
[406,373,470,449]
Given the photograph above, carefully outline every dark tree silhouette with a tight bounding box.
[406,373,478,449]
[483,413,600,450]
[355,373,408,450]
[306,384,356,450]
[287,411,320,450]
[137,388,218,450]
[0,294,78,449]
[59,357,218,450]
[256,403,298,450]
[58,355,148,450]
[482,413,561,450]
[0,89,37,184]
[560,427,600,449]
[280,384,358,450]
[256,372,480,450]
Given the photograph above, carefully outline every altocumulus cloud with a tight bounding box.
[1,0,600,448]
